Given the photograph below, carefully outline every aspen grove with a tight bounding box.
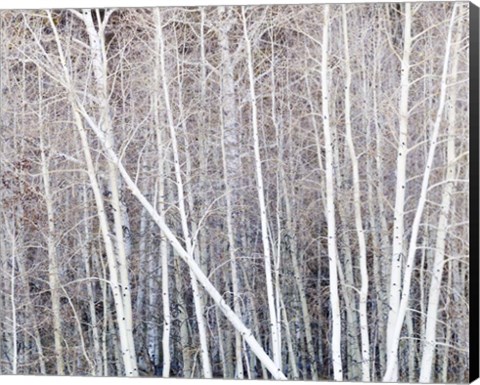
[0,2,470,382]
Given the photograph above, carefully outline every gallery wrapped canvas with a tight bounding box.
[0,0,477,383]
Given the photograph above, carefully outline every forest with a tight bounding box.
[0,2,471,382]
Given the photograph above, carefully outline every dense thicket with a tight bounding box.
[0,3,470,382]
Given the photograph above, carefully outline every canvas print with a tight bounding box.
[0,1,474,382]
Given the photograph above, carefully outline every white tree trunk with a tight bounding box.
[218,7,245,378]
[152,11,171,377]
[81,184,102,375]
[385,4,412,380]
[48,14,139,373]
[39,121,65,376]
[65,10,139,375]
[154,8,212,378]
[80,11,138,371]
[419,18,461,383]
[321,5,343,381]
[383,5,458,381]
[5,223,18,375]
[342,5,370,381]
[241,6,281,372]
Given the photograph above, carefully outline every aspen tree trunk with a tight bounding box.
[154,8,212,378]
[326,56,360,379]
[386,4,412,380]
[370,39,389,373]
[330,62,361,381]
[14,248,47,373]
[7,148,47,374]
[39,118,65,376]
[0,220,4,375]
[48,13,138,373]
[270,46,283,375]
[1,228,7,375]
[242,6,281,371]
[153,19,172,378]
[176,37,212,378]
[150,126,170,378]
[368,89,387,377]
[173,252,193,377]
[281,169,317,380]
[342,5,370,381]
[405,311,416,382]
[75,112,138,376]
[224,284,235,379]
[441,259,453,383]
[81,185,102,375]
[106,307,121,376]
[241,266,268,380]
[280,295,299,380]
[157,143,171,379]
[304,74,329,380]
[218,6,244,378]
[144,186,160,375]
[383,5,458,381]
[134,205,148,318]
[320,5,343,381]
[330,163,360,380]
[213,271,228,377]
[81,10,137,369]
[220,123,244,379]
[4,222,18,375]
[419,20,461,382]
[98,252,109,376]
[152,13,171,376]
